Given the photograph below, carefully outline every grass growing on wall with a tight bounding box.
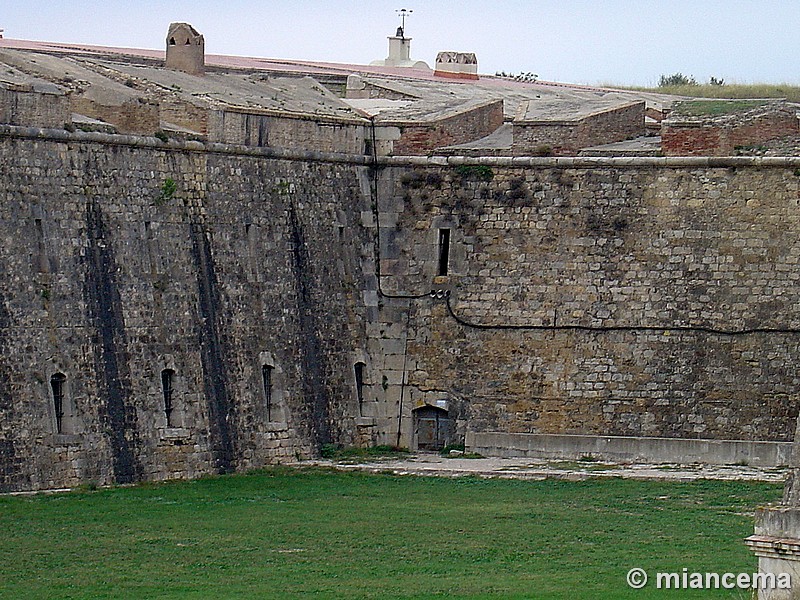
[615,82,800,103]
[0,468,781,599]
[672,99,771,117]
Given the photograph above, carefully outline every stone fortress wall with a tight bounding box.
[0,127,373,491]
[376,159,800,460]
[3,124,800,490]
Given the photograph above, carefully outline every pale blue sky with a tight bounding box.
[2,0,798,86]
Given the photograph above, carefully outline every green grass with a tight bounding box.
[320,444,410,462]
[0,468,781,599]
[616,82,800,103]
[672,99,770,117]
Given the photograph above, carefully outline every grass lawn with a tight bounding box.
[0,468,781,599]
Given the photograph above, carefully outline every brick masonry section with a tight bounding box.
[390,100,504,155]
[663,106,800,156]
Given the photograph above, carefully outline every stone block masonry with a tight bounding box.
[207,109,367,154]
[0,86,70,129]
[71,96,160,137]
[0,127,372,491]
[4,124,800,490]
[380,158,800,450]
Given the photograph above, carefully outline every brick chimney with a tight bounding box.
[435,52,479,80]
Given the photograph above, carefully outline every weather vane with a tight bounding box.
[396,8,412,39]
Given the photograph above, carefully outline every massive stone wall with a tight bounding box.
[0,129,372,491]
[4,124,800,490]
[377,159,800,450]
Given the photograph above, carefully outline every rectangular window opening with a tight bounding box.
[354,362,366,416]
[50,373,66,434]
[161,369,175,427]
[262,365,274,422]
[437,228,451,276]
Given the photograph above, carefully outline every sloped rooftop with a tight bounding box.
[100,61,365,121]
[0,36,679,124]
[344,74,676,123]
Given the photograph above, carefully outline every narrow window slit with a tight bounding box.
[161,369,175,427]
[437,228,451,276]
[262,364,274,422]
[354,362,366,415]
[50,373,66,434]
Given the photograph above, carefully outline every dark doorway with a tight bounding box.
[413,405,452,451]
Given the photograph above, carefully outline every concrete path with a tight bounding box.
[313,452,788,483]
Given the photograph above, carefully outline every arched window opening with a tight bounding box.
[50,373,66,434]
[161,369,175,427]
[262,364,274,421]
[169,37,176,46]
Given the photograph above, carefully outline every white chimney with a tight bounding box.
[370,26,430,70]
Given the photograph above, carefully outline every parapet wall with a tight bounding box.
[389,100,504,155]
[71,96,161,136]
[0,86,70,129]
[663,108,800,156]
[512,101,646,155]
[207,109,368,154]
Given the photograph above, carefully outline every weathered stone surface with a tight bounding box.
[0,131,369,490]
[3,127,800,490]
[383,163,800,447]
